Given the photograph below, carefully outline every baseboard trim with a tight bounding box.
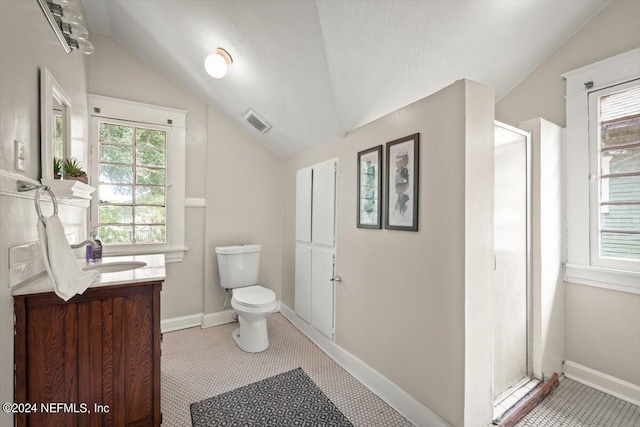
[201,309,236,328]
[563,360,640,406]
[200,302,282,328]
[279,303,449,427]
[162,302,283,333]
[161,313,203,333]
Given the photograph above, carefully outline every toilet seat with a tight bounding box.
[232,286,276,308]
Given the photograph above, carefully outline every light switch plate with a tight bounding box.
[14,140,25,171]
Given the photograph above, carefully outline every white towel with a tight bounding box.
[38,215,98,301]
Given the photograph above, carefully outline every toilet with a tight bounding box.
[215,244,277,353]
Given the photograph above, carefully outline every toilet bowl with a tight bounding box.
[215,244,277,353]
[231,285,277,353]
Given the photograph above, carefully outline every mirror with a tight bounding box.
[53,96,65,163]
[41,67,71,180]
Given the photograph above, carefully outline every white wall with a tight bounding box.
[282,80,495,427]
[203,106,283,315]
[0,3,90,178]
[496,0,640,128]
[88,34,209,320]
[520,118,565,379]
[88,34,284,322]
[565,283,640,385]
[498,0,640,387]
[0,1,91,425]
[463,82,495,426]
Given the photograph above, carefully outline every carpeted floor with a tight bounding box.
[515,377,640,427]
[161,313,412,426]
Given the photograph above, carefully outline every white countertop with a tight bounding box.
[12,254,166,297]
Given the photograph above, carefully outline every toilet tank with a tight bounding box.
[215,244,261,289]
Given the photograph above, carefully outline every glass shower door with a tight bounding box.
[492,122,530,402]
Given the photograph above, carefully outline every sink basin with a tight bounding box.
[83,261,147,273]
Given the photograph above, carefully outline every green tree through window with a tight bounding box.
[98,122,167,244]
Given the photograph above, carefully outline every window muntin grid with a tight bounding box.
[98,122,167,245]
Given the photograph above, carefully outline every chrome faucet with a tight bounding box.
[70,238,97,249]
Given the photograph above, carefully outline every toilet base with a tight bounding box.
[232,316,270,353]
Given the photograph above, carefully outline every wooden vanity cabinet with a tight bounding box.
[14,281,162,427]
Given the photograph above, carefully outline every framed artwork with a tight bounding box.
[385,133,419,231]
[357,145,382,229]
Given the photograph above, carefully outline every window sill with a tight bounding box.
[564,264,640,295]
[103,246,188,264]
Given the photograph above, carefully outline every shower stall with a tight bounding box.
[492,121,532,405]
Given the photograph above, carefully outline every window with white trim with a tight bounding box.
[89,94,187,263]
[563,48,640,294]
[589,82,640,268]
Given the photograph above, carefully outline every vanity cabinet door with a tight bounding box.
[77,294,155,427]
[120,290,157,426]
[14,281,162,427]
[14,302,78,427]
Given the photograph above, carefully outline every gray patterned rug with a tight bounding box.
[190,368,354,426]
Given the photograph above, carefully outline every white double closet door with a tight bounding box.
[295,159,337,339]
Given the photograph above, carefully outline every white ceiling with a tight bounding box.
[81,0,608,158]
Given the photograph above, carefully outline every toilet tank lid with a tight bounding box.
[215,244,261,254]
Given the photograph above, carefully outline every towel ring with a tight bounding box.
[34,186,58,222]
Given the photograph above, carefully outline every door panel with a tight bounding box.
[296,168,312,243]
[311,160,336,247]
[493,124,529,400]
[295,159,337,340]
[25,304,78,427]
[311,248,335,338]
[295,245,312,323]
[78,299,104,427]
[124,292,154,424]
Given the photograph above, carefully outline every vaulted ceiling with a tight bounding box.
[81,0,608,158]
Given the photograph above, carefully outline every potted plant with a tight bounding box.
[62,157,89,184]
[53,157,62,179]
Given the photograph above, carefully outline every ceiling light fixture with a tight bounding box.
[204,47,233,79]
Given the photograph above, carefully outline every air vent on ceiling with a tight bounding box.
[243,109,271,134]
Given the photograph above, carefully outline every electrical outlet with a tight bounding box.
[14,140,25,171]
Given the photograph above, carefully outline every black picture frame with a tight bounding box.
[357,145,383,229]
[385,133,419,231]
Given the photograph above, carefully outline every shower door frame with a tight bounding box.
[492,120,533,405]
